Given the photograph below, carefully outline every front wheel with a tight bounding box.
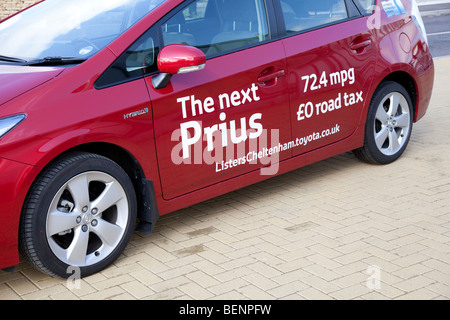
[20,152,137,278]
[353,81,414,164]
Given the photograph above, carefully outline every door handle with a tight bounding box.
[257,69,285,84]
[350,39,372,53]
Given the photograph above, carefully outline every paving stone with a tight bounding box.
[0,52,449,300]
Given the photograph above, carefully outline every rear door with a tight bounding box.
[279,0,378,155]
[147,0,292,199]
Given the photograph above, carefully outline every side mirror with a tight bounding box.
[152,44,206,89]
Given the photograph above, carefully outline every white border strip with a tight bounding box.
[428,30,450,36]
[418,0,450,6]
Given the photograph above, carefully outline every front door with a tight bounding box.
[147,0,292,199]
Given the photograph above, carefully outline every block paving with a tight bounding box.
[1,57,449,300]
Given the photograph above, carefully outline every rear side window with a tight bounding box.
[281,0,349,34]
[353,0,376,14]
[162,0,270,57]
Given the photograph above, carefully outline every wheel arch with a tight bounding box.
[32,142,159,234]
[378,71,418,121]
[71,142,159,233]
[353,79,414,164]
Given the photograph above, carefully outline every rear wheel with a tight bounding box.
[353,81,413,164]
[20,152,137,278]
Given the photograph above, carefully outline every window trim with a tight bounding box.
[351,0,377,16]
[274,0,368,40]
[94,27,160,90]
[346,0,362,16]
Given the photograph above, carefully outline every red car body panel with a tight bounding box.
[0,0,434,270]
[283,15,378,155]
[373,8,434,122]
[0,158,38,268]
[148,40,292,199]
[0,66,64,106]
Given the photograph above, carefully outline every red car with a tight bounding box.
[0,0,433,278]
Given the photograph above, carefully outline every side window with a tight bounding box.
[162,0,270,57]
[95,28,158,89]
[281,0,350,34]
[353,0,376,14]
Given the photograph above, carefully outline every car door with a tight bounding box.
[279,0,378,155]
[146,0,292,200]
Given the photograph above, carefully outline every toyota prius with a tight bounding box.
[0,0,433,277]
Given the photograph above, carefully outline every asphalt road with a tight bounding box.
[420,2,450,57]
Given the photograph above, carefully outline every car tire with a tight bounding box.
[353,81,414,164]
[19,152,137,278]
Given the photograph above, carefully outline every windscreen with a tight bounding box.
[0,0,165,62]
